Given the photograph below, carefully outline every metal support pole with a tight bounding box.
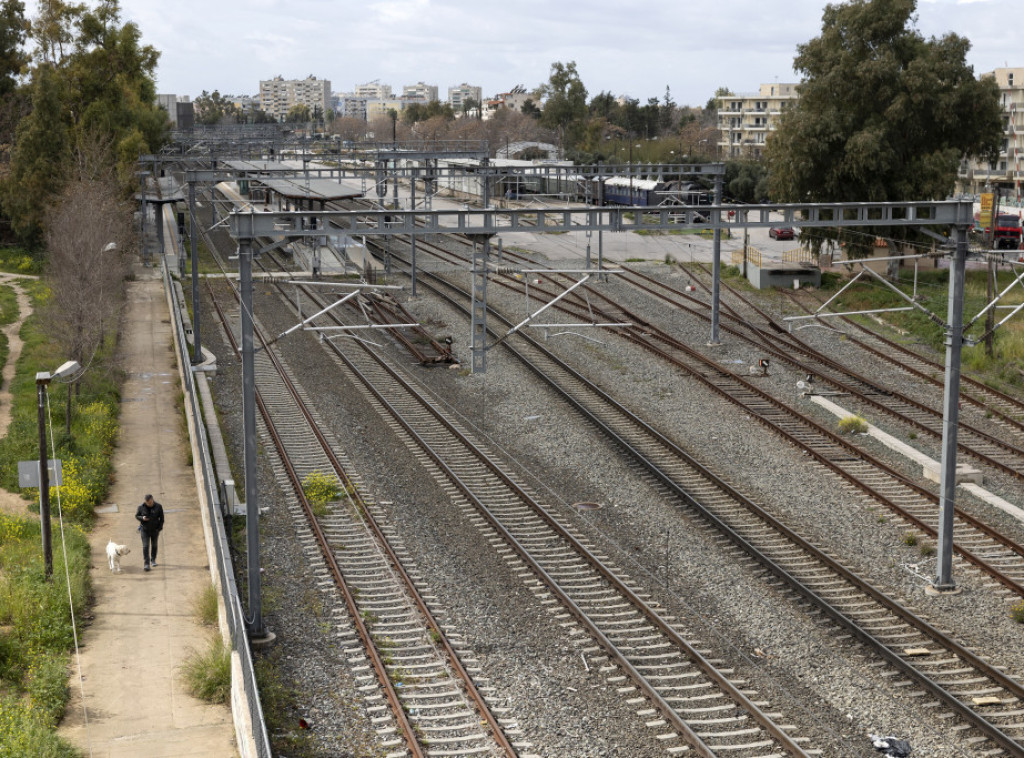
[140,175,148,266]
[156,204,165,258]
[36,376,52,579]
[239,241,266,636]
[410,173,417,297]
[189,183,202,364]
[710,172,723,345]
[933,224,969,592]
[471,172,492,373]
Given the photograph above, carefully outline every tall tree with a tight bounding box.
[539,61,588,148]
[1,0,165,242]
[0,0,28,97]
[1,64,70,244]
[767,0,1001,214]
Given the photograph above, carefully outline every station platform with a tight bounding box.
[57,260,236,757]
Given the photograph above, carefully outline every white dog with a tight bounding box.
[106,540,130,573]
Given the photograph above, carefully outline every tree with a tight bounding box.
[1,0,166,243]
[539,61,588,148]
[0,64,70,245]
[521,98,541,119]
[0,0,28,98]
[285,103,310,123]
[43,139,132,429]
[194,89,239,125]
[766,0,1001,256]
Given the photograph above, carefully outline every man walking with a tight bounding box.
[135,494,165,572]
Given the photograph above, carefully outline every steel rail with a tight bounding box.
[241,263,520,758]
[204,278,427,758]
[285,275,810,757]
[194,197,514,758]
[395,256,1024,756]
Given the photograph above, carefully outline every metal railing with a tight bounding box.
[160,236,271,757]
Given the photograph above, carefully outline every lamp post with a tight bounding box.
[35,360,80,579]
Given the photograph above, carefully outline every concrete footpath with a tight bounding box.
[58,262,236,757]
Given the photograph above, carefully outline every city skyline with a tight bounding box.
[21,0,1022,106]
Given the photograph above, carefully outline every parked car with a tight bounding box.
[769,226,795,240]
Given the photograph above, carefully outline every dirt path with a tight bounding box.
[0,274,38,515]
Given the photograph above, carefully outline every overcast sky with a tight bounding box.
[25,0,1022,105]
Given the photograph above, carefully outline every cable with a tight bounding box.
[45,387,92,758]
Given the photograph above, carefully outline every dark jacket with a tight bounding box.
[135,501,165,535]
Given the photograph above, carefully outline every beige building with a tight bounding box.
[717,82,799,158]
[259,75,331,121]
[402,82,438,102]
[448,83,483,112]
[958,68,1024,202]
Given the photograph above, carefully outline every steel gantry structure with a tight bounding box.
[160,145,990,596]
[222,198,980,596]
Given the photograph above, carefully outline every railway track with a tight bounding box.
[363,248,1024,756]
[255,264,818,757]
[780,289,1024,442]
[661,264,1024,482]
[198,218,519,758]
[378,235,1024,598]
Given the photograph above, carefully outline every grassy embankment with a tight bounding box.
[0,249,121,757]
[811,265,1024,394]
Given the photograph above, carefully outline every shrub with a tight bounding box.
[181,636,231,705]
[837,415,868,434]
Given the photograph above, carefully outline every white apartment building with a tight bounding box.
[355,81,393,100]
[717,82,799,158]
[403,82,438,102]
[448,83,483,112]
[259,75,331,121]
[959,68,1024,202]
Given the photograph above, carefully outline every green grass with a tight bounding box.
[180,636,231,705]
[0,284,19,326]
[0,275,123,755]
[0,282,121,522]
[0,245,44,276]
[824,267,1024,391]
[0,513,91,757]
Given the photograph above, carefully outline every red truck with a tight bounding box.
[994,213,1022,250]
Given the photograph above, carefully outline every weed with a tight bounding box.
[877,515,888,524]
[908,432,917,440]
[181,636,231,705]
[302,471,341,506]
[837,415,868,434]
[192,584,219,626]
[1011,601,1024,624]
[919,542,936,557]
[902,532,919,547]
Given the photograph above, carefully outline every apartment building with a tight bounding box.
[259,75,331,121]
[958,68,1024,202]
[448,83,483,112]
[157,94,194,130]
[717,82,799,158]
[355,81,393,100]
[403,82,438,102]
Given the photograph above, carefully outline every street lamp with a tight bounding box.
[36,360,81,579]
